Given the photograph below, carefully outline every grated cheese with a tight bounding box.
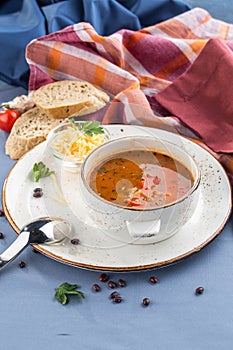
[50,127,107,162]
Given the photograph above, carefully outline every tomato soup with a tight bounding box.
[87,150,194,209]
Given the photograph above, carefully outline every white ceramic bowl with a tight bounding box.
[47,120,111,172]
[79,136,201,244]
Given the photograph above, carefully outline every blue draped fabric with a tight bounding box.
[0,0,191,88]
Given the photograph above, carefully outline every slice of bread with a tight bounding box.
[33,80,110,119]
[5,107,66,159]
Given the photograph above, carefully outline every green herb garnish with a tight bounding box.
[69,118,77,130]
[69,119,104,137]
[32,161,55,182]
[80,121,104,136]
[55,282,85,305]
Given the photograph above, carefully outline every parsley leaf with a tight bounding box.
[68,118,77,130]
[32,162,54,182]
[81,121,104,136]
[69,119,104,137]
[54,282,85,305]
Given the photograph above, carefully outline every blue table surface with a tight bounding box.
[0,81,233,350]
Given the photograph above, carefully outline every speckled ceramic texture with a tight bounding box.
[80,136,201,244]
[2,125,232,271]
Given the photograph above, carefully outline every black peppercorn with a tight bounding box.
[18,261,26,268]
[99,273,108,282]
[118,279,126,287]
[70,238,80,245]
[92,283,101,292]
[195,286,204,295]
[142,298,150,306]
[33,188,43,198]
[109,291,119,299]
[149,276,158,284]
[108,280,117,289]
[112,296,122,303]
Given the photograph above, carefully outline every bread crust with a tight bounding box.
[33,80,110,119]
[5,107,66,159]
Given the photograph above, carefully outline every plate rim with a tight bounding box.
[2,125,232,271]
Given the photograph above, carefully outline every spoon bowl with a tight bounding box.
[0,217,72,269]
[21,217,71,244]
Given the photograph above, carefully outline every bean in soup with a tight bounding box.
[87,150,194,209]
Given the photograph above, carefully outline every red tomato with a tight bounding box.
[0,109,20,132]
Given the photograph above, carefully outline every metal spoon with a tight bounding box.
[0,217,72,270]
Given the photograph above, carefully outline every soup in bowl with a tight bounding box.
[79,136,201,244]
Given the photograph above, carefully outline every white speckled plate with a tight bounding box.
[2,125,232,271]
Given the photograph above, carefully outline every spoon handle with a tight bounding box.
[0,232,30,269]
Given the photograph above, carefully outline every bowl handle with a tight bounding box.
[126,219,161,241]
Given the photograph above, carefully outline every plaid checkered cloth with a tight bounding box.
[26,7,233,184]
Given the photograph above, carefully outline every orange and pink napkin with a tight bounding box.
[25,7,233,184]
